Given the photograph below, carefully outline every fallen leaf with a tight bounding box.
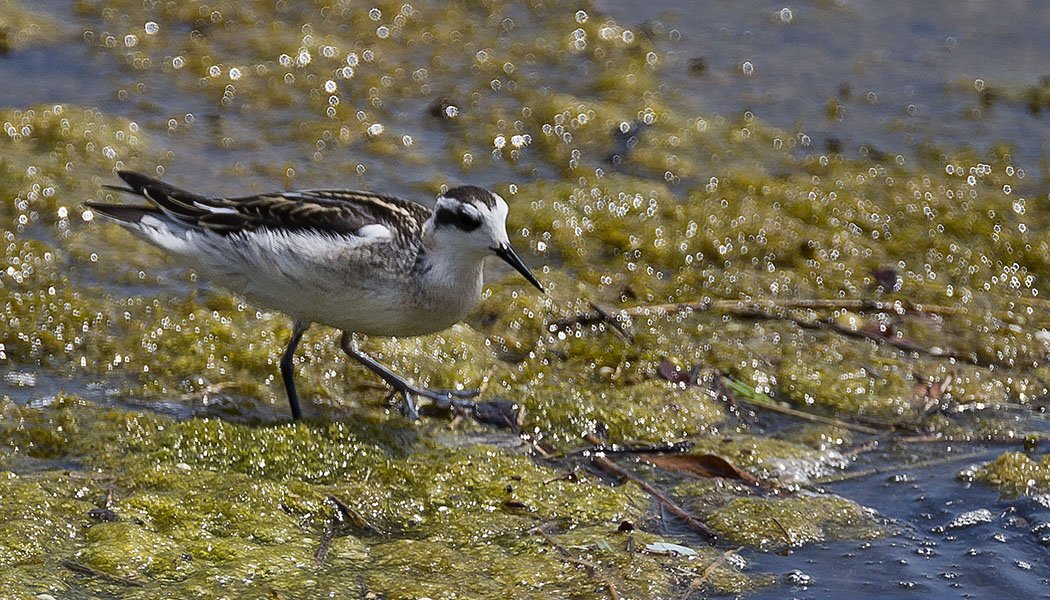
[643,453,765,488]
[658,358,694,385]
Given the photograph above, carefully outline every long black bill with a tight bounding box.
[492,242,545,292]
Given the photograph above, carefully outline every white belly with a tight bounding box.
[137,220,485,336]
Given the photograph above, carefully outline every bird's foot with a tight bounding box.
[389,386,480,419]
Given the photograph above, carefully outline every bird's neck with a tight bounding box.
[413,241,486,308]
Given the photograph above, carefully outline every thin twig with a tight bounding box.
[813,449,995,484]
[60,559,145,587]
[842,440,881,457]
[552,298,965,333]
[726,392,883,434]
[590,455,719,542]
[729,307,1007,370]
[587,300,634,342]
[476,364,497,395]
[327,495,384,535]
[554,298,1024,373]
[314,519,339,567]
[571,441,694,456]
[770,516,793,545]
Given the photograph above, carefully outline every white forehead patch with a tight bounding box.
[489,193,509,221]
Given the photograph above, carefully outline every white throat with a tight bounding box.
[412,238,486,323]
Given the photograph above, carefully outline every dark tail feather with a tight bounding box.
[103,184,137,195]
[84,201,160,225]
[112,171,209,221]
[116,171,200,201]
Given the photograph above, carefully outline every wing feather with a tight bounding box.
[95,170,431,239]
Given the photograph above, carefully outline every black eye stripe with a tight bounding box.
[435,206,482,231]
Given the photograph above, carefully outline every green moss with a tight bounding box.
[972,451,1050,497]
[707,495,884,551]
[521,379,728,445]
[1,398,760,598]
[76,522,182,578]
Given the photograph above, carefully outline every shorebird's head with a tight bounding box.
[429,185,544,292]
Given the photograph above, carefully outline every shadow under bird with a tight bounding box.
[86,170,544,420]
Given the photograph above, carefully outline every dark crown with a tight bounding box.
[442,185,498,209]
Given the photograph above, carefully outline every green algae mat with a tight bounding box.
[2,1,1050,598]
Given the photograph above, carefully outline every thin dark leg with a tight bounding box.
[280,320,309,420]
[339,331,478,419]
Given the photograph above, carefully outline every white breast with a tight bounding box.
[130,216,484,337]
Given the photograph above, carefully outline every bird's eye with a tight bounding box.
[436,206,482,231]
[455,207,482,231]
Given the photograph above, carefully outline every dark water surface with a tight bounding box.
[747,447,1050,599]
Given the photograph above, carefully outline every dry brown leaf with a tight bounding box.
[642,453,766,488]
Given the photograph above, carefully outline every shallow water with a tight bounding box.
[3,1,1050,598]
[605,0,1050,169]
